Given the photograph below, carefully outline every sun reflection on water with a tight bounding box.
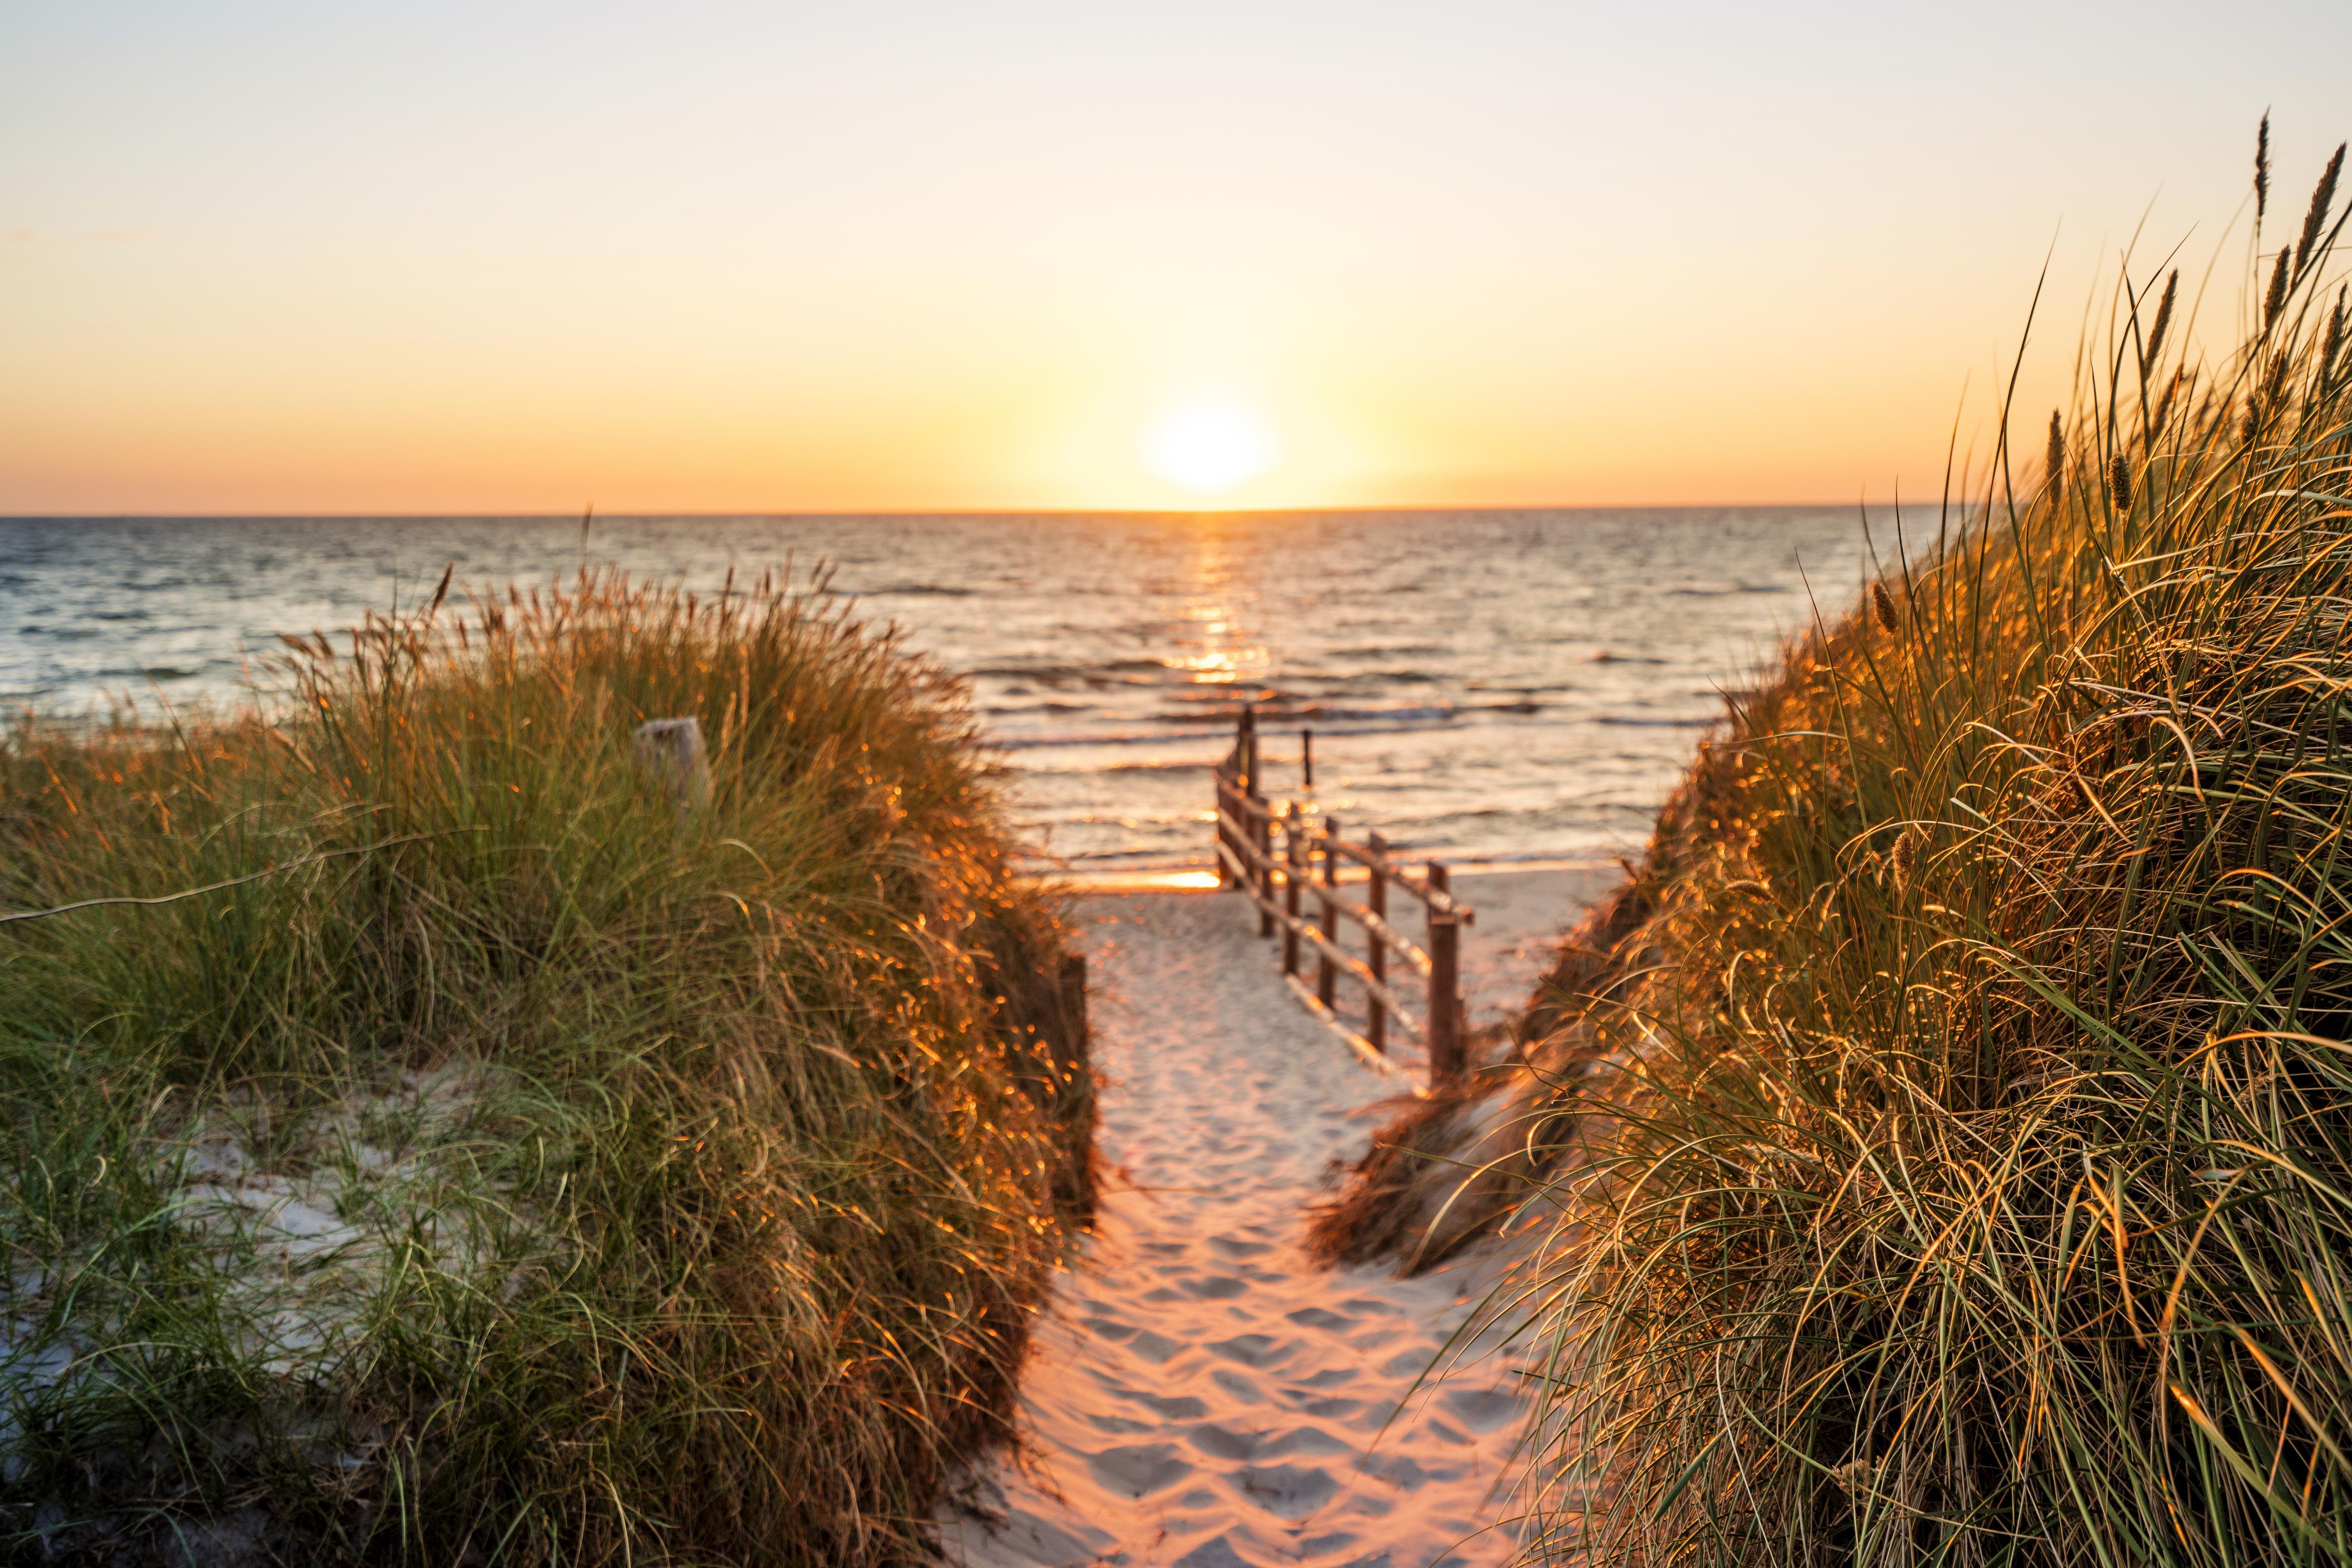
[1175,533,1265,694]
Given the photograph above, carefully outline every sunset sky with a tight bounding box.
[3,2,2346,514]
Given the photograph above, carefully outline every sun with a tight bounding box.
[1141,398,1279,496]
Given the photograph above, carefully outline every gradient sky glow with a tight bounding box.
[4,2,2348,513]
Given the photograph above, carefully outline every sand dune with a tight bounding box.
[941,872,1605,1567]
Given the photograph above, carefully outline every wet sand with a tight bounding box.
[940,868,1614,1568]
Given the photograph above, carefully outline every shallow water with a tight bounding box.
[0,510,1878,870]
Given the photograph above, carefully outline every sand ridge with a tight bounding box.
[941,872,1605,1568]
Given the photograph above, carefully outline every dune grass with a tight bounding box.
[1441,135,2352,1563]
[0,569,1093,1565]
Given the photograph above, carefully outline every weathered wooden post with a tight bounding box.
[634,717,712,819]
[1282,809,1304,978]
[1059,950,1087,1014]
[1240,704,1259,795]
[1216,710,1246,888]
[1253,800,1275,939]
[1316,815,1341,1009]
[1426,861,1462,1084]
[1302,727,1314,789]
[1223,766,1242,888]
[1365,830,1389,1056]
[1051,950,1096,1216]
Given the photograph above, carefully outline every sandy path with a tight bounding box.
[941,871,1610,1568]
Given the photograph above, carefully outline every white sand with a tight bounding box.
[161,1059,524,1378]
[2,1057,523,1457]
[940,870,1610,1568]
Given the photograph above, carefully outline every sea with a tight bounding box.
[0,511,1879,881]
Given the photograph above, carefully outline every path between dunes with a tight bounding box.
[941,871,1611,1568]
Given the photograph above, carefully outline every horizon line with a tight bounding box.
[0,500,1973,522]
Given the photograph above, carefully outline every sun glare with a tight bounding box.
[1141,399,1279,496]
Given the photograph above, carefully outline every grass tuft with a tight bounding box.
[1498,128,2352,1565]
[1,568,1092,1565]
[2297,144,2345,283]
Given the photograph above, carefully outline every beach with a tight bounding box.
[11,5,2344,1556]
[940,867,1612,1568]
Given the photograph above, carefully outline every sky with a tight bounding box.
[3,1,2348,514]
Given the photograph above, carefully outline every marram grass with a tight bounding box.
[1494,134,2352,1564]
[0,570,1093,1565]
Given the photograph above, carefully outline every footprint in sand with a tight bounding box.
[1090,1445,1196,1498]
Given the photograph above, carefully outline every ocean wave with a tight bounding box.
[1256,702,1458,724]
[1097,758,1219,774]
[1238,698,1550,722]
[1287,668,1442,685]
[987,710,1471,750]
[1017,847,1217,869]
[989,729,1239,752]
[986,696,1576,749]
[1316,643,1452,659]
[966,658,1171,680]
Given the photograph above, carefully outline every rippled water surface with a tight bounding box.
[0,511,1875,872]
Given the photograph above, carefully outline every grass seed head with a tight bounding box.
[2257,110,2273,223]
[1889,827,1917,888]
[2267,243,2294,328]
[2145,269,2178,369]
[2264,347,2293,412]
[1830,1458,1878,1497]
[2111,453,2132,513]
[1872,580,1900,634]
[2047,411,2065,492]
[2296,142,2345,279]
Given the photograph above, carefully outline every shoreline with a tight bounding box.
[1031,854,1625,897]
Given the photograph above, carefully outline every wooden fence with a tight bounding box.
[1211,708,1474,1092]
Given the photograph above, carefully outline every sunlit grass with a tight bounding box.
[0,569,1093,1564]
[1492,133,2352,1563]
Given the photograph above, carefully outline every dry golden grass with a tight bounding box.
[1495,129,2352,1565]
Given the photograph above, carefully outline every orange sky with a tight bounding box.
[3,4,2346,514]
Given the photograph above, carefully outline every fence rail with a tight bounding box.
[1212,708,1472,1092]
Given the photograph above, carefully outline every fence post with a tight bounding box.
[1426,861,1462,1085]
[1316,816,1340,1009]
[634,717,712,821]
[1056,952,1088,1063]
[1240,703,1259,796]
[1223,771,1242,884]
[1254,800,1275,939]
[1302,727,1314,789]
[1282,810,1303,978]
[1223,715,1242,888]
[1365,830,1388,1056]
